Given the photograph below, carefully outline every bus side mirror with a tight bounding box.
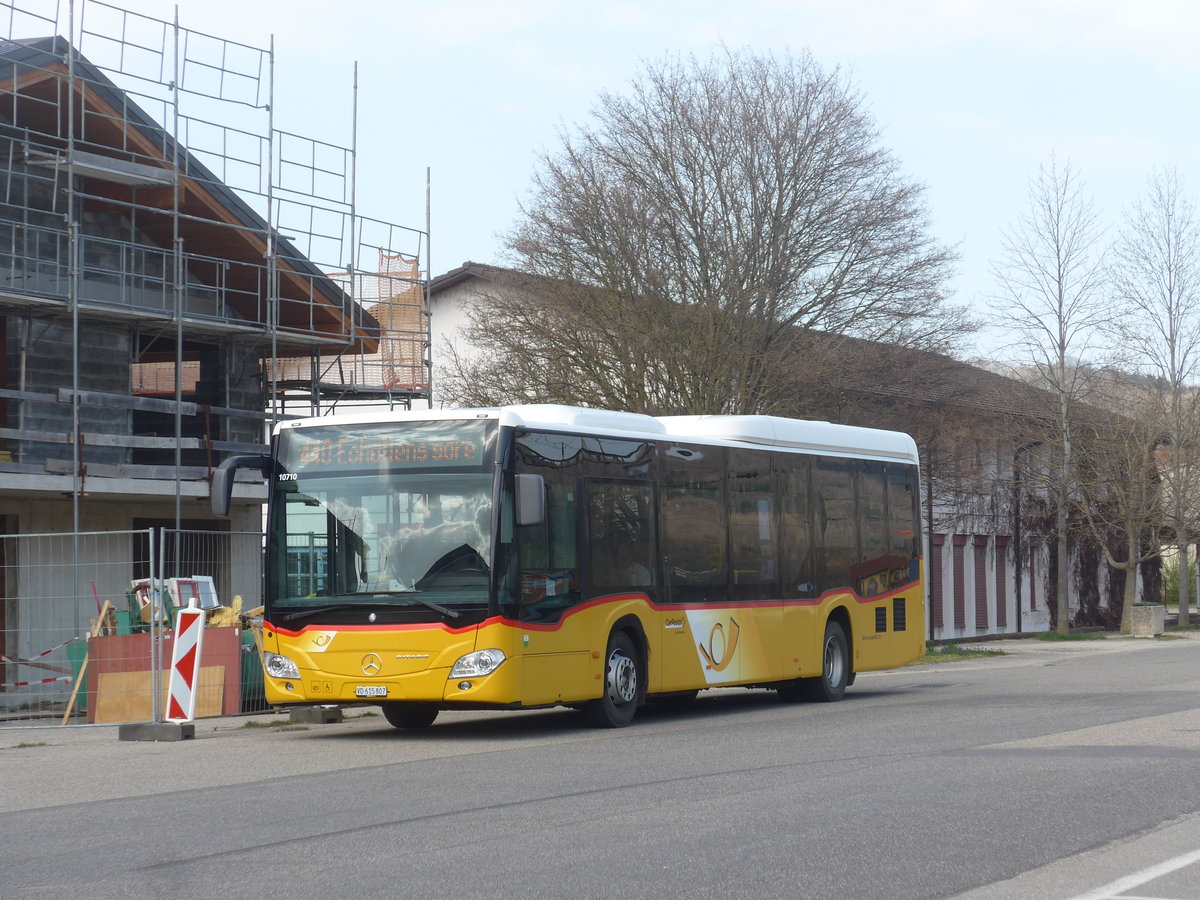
[515,473,545,527]
[212,455,271,517]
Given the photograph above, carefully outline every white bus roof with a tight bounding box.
[276,404,919,464]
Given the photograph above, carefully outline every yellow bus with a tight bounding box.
[214,405,925,729]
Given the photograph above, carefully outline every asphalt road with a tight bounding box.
[1,634,1198,899]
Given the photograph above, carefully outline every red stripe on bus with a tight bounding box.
[264,567,922,638]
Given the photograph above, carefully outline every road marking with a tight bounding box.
[1069,847,1200,900]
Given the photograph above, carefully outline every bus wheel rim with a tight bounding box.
[607,650,637,705]
[824,636,843,685]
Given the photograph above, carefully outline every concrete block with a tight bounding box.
[1130,604,1165,637]
[118,722,196,742]
[290,707,343,724]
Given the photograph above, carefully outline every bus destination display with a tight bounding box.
[282,421,492,472]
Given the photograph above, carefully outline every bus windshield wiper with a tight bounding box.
[274,595,461,622]
[357,591,462,619]
[272,603,373,624]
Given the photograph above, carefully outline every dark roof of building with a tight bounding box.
[430,260,513,294]
[430,260,1116,430]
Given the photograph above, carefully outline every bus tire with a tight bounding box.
[583,631,641,728]
[803,620,849,702]
[381,702,439,729]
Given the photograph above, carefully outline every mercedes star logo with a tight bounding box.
[361,653,382,676]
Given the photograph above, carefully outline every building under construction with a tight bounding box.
[0,0,429,716]
[0,0,429,517]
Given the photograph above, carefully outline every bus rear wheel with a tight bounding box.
[583,631,642,728]
[803,620,849,702]
[381,702,439,729]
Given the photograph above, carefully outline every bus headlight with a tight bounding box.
[264,652,300,680]
[450,649,507,678]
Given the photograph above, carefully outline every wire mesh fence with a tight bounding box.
[0,528,267,727]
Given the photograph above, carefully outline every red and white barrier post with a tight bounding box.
[165,598,206,723]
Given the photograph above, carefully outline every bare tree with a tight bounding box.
[443,47,968,416]
[1071,381,1166,632]
[1110,167,1200,626]
[991,159,1109,633]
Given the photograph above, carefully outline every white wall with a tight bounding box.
[428,277,488,408]
[927,533,1051,640]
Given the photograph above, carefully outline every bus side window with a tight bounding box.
[851,462,922,597]
[513,431,582,620]
[662,443,728,603]
[778,454,814,599]
[515,481,578,615]
[813,457,856,595]
[585,479,655,594]
[728,449,777,601]
[856,460,889,597]
[887,465,920,588]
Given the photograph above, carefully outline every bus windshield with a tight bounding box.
[267,420,496,621]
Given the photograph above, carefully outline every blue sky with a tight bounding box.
[72,1,1200,359]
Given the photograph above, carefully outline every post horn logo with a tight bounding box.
[698,617,740,672]
[361,653,383,676]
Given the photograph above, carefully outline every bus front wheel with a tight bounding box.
[381,702,439,729]
[583,631,642,728]
[804,620,849,702]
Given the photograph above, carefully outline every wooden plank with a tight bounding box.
[207,406,277,422]
[0,427,205,450]
[61,600,112,725]
[60,388,280,422]
[0,387,59,405]
[210,440,270,454]
[83,433,204,450]
[0,428,68,445]
[0,386,276,423]
[0,461,48,475]
[44,457,211,480]
[92,666,225,724]
[58,388,198,416]
[40,457,266,482]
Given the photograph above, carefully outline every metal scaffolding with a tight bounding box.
[0,0,431,454]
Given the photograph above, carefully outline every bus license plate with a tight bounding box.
[355,685,388,698]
